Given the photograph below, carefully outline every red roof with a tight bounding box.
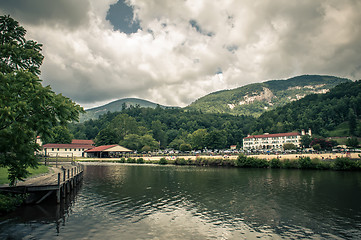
[85,145,118,153]
[43,144,94,149]
[244,132,300,139]
[71,139,94,145]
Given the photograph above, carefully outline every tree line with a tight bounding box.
[68,107,255,152]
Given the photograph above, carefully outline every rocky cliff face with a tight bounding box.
[186,75,351,117]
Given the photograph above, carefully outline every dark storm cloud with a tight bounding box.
[0,0,91,28]
[1,0,360,109]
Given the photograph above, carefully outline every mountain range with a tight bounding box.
[79,98,178,122]
[186,75,351,116]
[79,75,351,122]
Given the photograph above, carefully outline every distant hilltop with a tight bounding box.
[79,98,178,122]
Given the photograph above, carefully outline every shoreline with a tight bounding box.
[73,152,360,162]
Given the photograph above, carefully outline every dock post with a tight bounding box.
[56,173,61,204]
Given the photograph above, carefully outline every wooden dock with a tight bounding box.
[0,164,84,204]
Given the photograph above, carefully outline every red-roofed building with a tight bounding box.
[243,129,311,150]
[85,145,132,158]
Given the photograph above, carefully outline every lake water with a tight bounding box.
[1,163,361,239]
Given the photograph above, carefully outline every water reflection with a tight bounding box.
[0,182,82,239]
[1,163,361,239]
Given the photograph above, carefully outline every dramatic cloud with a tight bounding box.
[1,0,361,108]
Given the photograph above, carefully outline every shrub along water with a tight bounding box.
[171,155,361,171]
[78,155,360,171]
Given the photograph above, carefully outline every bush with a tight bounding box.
[282,159,299,169]
[236,155,268,168]
[270,158,282,168]
[158,158,168,165]
[314,159,332,170]
[0,193,27,214]
[137,158,145,164]
[236,154,252,167]
[221,159,236,167]
[298,157,316,169]
[332,157,360,170]
[127,158,136,163]
[117,157,125,163]
[175,158,187,165]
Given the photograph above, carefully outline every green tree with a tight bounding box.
[189,129,208,150]
[346,137,359,148]
[0,15,43,75]
[45,125,74,144]
[95,128,119,145]
[300,135,312,148]
[0,16,83,185]
[206,129,227,150]
[120,134,143,151]
[169,138,185,150]
[283,143,296,150]
[109,114,140,141]
[140,134,159,152]
[348,108,357,136]
[180,143,192,152]
[151,120,167,148]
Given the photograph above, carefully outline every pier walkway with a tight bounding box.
[0,164,84,204]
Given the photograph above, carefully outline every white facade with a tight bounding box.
[42,142,94,157]
[243,129,311,150]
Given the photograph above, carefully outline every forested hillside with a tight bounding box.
[254,80,361,136]
[187,75,350,117]
[68,79,361,151]
[70,106,255,151]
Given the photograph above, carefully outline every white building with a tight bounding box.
[42,139,95,157]
[243,129,311,150]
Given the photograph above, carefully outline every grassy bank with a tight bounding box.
[0,164,49,185]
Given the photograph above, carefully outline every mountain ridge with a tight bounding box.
[186,75,351,116]
[79,98,178,122]
[79,75,351,122]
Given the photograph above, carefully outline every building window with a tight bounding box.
[57,148,59,151]
[52,148,54,151]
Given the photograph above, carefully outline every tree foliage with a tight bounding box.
[255,81,361,136]
[70,106,255,151]
[0,16,83,185]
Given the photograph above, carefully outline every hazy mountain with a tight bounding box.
[79,98,178,122]
[186,75,351,117]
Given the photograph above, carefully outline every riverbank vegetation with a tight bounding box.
[77,155,361,171]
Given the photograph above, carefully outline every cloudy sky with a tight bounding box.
[1,0,361,109]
